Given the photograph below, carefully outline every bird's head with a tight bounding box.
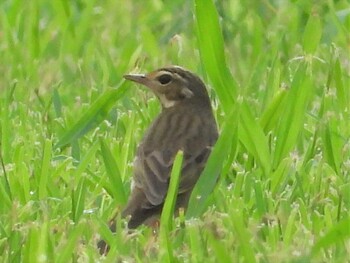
[124,66,211,109]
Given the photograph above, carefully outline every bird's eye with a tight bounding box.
[157,74,172,85]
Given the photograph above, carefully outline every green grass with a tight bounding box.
[0,0,349,262]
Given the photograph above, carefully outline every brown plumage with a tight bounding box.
[98,66,218,253]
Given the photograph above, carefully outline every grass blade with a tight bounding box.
[311,217,350,256]
[239,102,272,175]
[195,0,271,175]
[159,150,184,262]
[38,139,52,199]
[71,176,86,223]
[302,14,322,54]
[260,88,288,132]
[273,65,312,168]
[99,138,127,205]
[187,107,238,218]
[56,223,85,263]
[232,208,257,263]
[194,0,237,113]
[160,151,184,228]
[55,84,128,149]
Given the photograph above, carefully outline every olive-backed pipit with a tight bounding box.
[98,66,218,254]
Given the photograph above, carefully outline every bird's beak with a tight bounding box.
[123,74,149,86]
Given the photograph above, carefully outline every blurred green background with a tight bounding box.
[0,0,349,262]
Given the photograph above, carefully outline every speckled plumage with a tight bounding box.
[98,66,218,254]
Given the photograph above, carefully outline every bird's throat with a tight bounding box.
[158,94,177,108]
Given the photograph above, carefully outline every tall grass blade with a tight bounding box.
[187,107,238,218]
[194,0,237,113]
[100,138,126,205]
[302,14,322,54]
[159,151,184,262]
[273,65,312,168]
[194,0,271,175]
[55,84,128,149]
[239,102,271,175]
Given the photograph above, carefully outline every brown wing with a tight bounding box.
[132,108,218,207]
[133,149,172,206]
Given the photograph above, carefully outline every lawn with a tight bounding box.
[0,0,349,262]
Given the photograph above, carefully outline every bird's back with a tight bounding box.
[122,104,218,228]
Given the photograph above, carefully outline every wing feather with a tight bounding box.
[132,108,217,207]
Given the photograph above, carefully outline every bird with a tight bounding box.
[98,66,218,253]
